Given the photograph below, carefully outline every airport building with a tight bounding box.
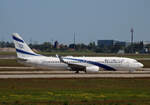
[97,40,114,46]
[97,40,126,47]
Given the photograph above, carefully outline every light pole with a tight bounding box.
[131,28,134,53]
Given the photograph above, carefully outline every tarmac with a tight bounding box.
[0,67,150,78]
[0,73,150,79]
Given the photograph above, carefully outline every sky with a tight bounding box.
[0,0,150,44]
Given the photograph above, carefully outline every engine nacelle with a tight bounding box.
[85,66,99,73]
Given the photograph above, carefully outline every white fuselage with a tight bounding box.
[12,33,144,73]
[20,56,144,71]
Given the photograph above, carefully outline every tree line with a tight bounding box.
[0,41,150,53]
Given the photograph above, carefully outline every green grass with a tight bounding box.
[0,52,16,55]
[0,59,24,67]
[1,51,150,58]
[0,78,150,105]
[139,60,150,68]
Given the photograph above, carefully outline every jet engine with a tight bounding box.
[85,66,99,73]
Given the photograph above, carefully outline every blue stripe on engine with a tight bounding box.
[16,48,40,56]
[65,58,116,71]
[13,36,24,43]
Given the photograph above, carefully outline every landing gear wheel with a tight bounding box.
[75,71,79,73]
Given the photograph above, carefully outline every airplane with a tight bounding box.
[12,33,144,73]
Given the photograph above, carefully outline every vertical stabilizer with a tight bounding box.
[12,33,39,58]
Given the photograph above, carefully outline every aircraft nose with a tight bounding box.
[138,63,144,68]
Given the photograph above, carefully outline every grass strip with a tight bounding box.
[0,78,150,105]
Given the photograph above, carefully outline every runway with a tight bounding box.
[0,67,150,78]
[0,73,150,79]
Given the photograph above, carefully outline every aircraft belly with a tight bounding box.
[42,63,68,69]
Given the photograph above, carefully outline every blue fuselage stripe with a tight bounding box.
[16,49,39,56]
[13,36,24,43]
[65,58,116,70]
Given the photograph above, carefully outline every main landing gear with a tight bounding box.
[75,71,79,73]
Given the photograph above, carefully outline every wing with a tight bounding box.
[56,54,86,71]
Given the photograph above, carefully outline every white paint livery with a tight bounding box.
[12,33,144,73]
